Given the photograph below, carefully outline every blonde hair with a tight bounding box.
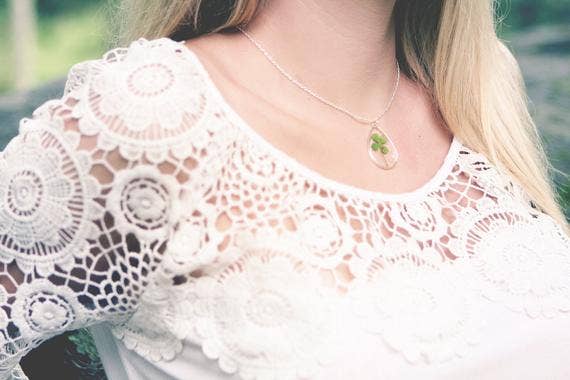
[114,0,568,228]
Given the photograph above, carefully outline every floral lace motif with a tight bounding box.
[350,253,485,364]
[72,38,210,163]
[0,37,569,380]
[451,204,570,318]
[0,119,101,276]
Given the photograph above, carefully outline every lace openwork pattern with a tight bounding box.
[0,37,568,380]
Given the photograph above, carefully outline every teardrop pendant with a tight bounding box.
[367,125,399,170]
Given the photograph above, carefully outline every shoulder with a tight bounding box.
[448,141,570,242]
[59,37,219,163]
[64,38,190,93]
[63,36,211,106]
[453,142,533,205]
[452,141,569,229]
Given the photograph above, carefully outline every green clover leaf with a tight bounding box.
[370,133,389,154]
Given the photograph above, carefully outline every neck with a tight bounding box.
[239,0,398,117]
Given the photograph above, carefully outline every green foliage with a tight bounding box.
[34,4,108,83]
[0,1,108,93]
[67,329,106,379]
[67,330,99,361]
[496,0,570,30]
[37,0,105,18]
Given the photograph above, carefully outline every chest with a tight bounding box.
[123,196,570,379]
[112,128,570,379]
[205,68,454,198]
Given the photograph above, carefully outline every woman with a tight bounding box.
[1,0,569,379]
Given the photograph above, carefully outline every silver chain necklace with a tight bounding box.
[236,24,401,170]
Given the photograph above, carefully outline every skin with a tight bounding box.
[185,0,454,195]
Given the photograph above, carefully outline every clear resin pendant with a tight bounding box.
[367,125,399,170]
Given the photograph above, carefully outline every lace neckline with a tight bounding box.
[177,39,462,202]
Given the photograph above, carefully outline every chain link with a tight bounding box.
[236,25,400,125]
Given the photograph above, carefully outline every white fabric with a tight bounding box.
[0,37,569,380]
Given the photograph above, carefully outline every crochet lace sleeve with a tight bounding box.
[0,38,208,379]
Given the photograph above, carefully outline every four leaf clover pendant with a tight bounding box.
[367,124,399,170]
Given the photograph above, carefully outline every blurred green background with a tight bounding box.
[0,0,108,93]
[0,1,569,379]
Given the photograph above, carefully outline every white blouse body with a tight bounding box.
[0,38,569,380]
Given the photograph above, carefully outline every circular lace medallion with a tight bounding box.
[350,244,484,364]
[390,198,448,242]
[108,165,180,241]
[12,279,87,338]
[76,38,210,162]
[291,194,353,269]
[0,125,101,275]
[452,209,570,318]
[157,234,341,379]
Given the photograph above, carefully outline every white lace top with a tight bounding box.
[1,37,569,380]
